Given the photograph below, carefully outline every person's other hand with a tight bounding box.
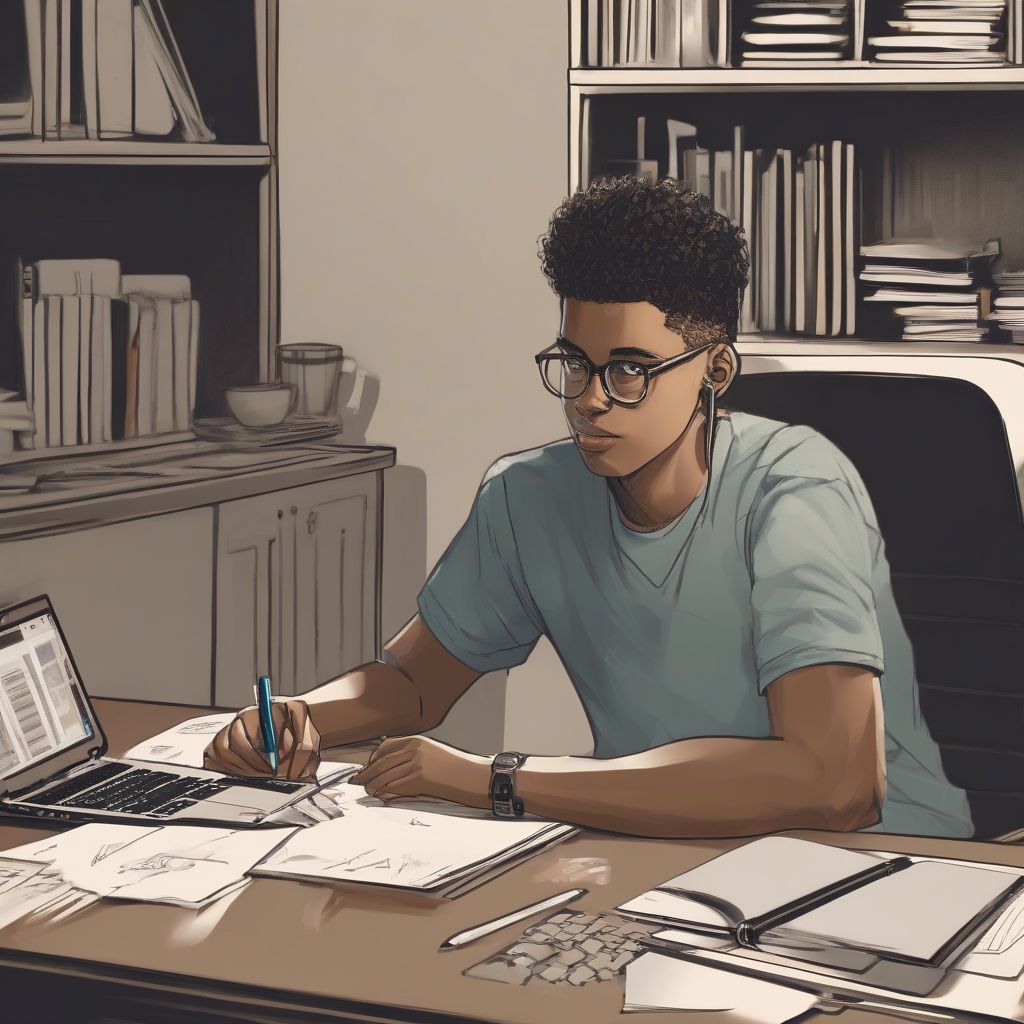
[203,699,321,782]
[348,736,491,808]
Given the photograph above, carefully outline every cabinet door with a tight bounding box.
[293,474,380,694]
[214,491,300,708]
[0,508,214,705]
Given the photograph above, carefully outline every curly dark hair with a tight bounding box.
[537,175,750,348]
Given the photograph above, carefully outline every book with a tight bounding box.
[740,147,757,333]
[815,142,828,335]
[60,295,79,445]
[831,138,843,336]
[795,160,806,333]
[134,0,176,136]
[23,0,43,138]
[617,836,1024,970]
[78,293,92,445]
[781,147,793,330]
[845,140,855,335]
[135,0,214,142]
[96,0,132,138]
[42,0,58,139]
[45,295,61,445]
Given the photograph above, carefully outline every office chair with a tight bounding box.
[724,371,1024,840]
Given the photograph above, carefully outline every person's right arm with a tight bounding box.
[202,613,482,779]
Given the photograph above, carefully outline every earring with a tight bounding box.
[701,377,715,469]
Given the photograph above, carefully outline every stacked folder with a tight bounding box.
[986,269,1024,342]
[860,237,999,341]
[740,0,854,64]
[868,0,1007,63]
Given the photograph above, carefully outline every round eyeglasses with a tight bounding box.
[535,341,714,406]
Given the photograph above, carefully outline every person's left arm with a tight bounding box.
[348,662,884,837]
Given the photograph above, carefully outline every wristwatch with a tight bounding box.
[490,751,528,817]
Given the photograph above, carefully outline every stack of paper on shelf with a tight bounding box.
[18,0,214,141]
[122,275,200,436]
[987,269,1024,342]
[860,237,999,340]
[868,0,1007,63]
[584,0,729,67]
[740,0,854,65]
[250,780,576,893]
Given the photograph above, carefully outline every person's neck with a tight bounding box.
[611,414,712,533]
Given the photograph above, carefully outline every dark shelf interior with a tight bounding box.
[0,164,266,420]
[586,89,1024,339]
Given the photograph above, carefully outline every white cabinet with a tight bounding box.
[214,474,380,708]
[0,509,214,706]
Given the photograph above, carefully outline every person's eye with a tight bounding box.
[616,361,646,377]
[565,358,589,374]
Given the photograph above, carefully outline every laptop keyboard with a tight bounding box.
[28,762,304,818]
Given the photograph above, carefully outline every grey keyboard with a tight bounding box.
[464,909,660,988]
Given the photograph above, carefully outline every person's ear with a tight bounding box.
[707,343,737,396]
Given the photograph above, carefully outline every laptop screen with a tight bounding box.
[0,606,94,784]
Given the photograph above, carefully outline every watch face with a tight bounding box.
[491,772,514,800]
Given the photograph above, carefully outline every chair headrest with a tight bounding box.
[723,372,1024,580]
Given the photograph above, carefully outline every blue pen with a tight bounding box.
[255,675,278,774]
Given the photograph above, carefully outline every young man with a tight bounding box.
[205,177,973,839]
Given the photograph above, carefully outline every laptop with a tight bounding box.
[0,594,328,827]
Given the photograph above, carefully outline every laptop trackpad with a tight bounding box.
[173,785,295,822]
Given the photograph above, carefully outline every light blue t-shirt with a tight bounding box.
[417,411,973,839]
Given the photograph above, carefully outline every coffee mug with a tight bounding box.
[277,344,362,418]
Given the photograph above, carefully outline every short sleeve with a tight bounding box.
[417,467,544,674]
[748,473,885,694]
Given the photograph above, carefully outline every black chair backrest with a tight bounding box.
[724,371,1024,839]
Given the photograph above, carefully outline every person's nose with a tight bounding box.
[574,370,612,416]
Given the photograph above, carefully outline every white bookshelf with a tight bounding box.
[567,1,1024,352]
[0,0,281,460]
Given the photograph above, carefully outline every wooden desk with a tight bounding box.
[0,698,1021,1024]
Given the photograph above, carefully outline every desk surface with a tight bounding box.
[0,698,1021,1024]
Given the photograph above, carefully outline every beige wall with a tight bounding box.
[278,1,593,755]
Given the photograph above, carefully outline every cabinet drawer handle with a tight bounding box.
[291,506,298,515]
[307,509,318,534]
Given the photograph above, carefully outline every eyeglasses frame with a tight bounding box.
[535,339,716,407]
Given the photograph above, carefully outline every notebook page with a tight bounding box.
[655,837,889,924]
[770,861,1020,962]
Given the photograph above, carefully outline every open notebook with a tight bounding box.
[617,837,1023,975]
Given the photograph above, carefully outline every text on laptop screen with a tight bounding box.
[0,611,93,781]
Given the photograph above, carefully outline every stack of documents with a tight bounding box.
[740,0,853,65]
[987,269,1024,342]
[127,713,576,889]
[1,822,295,910]
[868,0,1006,63]
[250,780,575,893]
[860,236,999,341]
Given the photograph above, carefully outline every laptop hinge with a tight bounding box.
[6,751,104,801]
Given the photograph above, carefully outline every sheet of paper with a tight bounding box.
[251,781,572,889]
[624,952,819,1019]
[1,823,295,907]
[120,713,359,784]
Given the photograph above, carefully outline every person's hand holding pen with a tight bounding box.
[203,676,322,782]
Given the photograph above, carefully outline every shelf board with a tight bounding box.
[570,66,1024,90]
[0,142,273,166]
